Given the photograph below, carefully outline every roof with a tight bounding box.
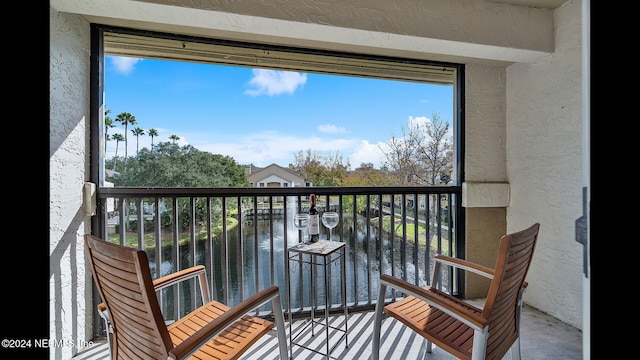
[246,163,308,186]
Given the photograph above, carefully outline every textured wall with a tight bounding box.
[141,0,554,52]
[464,208,507,298]
[461,63,509,297]
[49,7,92,359]
[49,0,584,350]
[51,0,554,65]
[506,0,582,328]
[465,64,507,181]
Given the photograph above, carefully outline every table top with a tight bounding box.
[287,240,345,256]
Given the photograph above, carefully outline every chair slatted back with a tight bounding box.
[482,223,539,359]
[85,235,173,359]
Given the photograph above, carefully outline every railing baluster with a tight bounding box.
[351,194,358,306]
[221,197,229,305]
[365,194,372,305]
[424,192,431,286]
[154,197,161,280]
[97,186,462,318]
[117,197,125,245]
[389,194,396,301]
[375,194,383,300]
[171,197,179,319]
[269,195,275,290]
[236,196,243,304]
[296,195,304,312]
[400,193,407,282]
[252,195,259,311]
[413,193,419,286]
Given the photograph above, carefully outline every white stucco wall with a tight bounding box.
[506,0,582,328]
[464,64,507,183]
[50,0,554,66]
[49,1,585,355]
[49,7,93,359]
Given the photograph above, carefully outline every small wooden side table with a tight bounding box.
[285,240,348,359]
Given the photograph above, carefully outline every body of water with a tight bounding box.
[153,210,434,318]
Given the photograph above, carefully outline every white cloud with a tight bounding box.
[109,56,143,75]
[106,127,389,170]
[349,140,386,169]
[408,115,431,128]
[195,131,308,167]
[244,69,307,96]
[407,115,454,139]
[318,124,348,134]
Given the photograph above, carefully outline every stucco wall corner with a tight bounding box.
[50,5,94,359]
[462,182,510,208]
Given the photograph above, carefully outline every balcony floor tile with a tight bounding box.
[72,304,582,360]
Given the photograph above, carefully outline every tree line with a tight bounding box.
[104,109,453,188]
[288,113,453,187]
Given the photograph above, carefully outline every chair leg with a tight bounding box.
[470,330,487,360]
[372,283,387,360]
[510,287,525,360]
[271,295,289,360]
[509,338,522,360]
[98,309,113,358]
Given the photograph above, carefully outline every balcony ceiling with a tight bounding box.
[489,0,567,8]
[136,0,568,10]
[51,0,568,65]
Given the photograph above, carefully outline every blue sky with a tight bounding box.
[105,56,453,170]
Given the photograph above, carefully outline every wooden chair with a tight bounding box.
[372,223,540,360]
[85,234,288,360]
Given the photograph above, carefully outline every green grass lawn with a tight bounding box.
[377,215,450,253]
[108,216,238,250]
[110,213,450,254]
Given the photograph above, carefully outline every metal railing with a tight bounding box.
[94,186,462,323]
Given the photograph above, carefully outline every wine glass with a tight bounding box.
[293,213,310,243]
[321,212,339,241]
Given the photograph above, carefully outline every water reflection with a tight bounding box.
[154,210,436,318]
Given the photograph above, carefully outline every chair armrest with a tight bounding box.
[434,254,495,279]
[97,265,211,326]
[168,285,282,360]
[380,274,487,331]
[152,265,210,303]
[97,302,111,333]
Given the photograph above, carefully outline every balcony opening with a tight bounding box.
[89,25,467,332]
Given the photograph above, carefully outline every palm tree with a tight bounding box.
[148,128,159,150]
[111,133,125,171]
[104,109,115,146]
[169,134,180,144]
[115,112,136,166]
[131,127,145,155]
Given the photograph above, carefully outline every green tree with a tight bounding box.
[115,112,136,167]
[343,163,393,187]
[104,108,115,145]
[169,134,180,144]
[148,128,159,150]
[111,133,125,171]
[290,149,350,186]
[131,127,145,155]
[115,141,249,188]
[113,142,249,233]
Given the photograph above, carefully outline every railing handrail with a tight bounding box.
[92,185,463,338]
[98,185,460,197]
